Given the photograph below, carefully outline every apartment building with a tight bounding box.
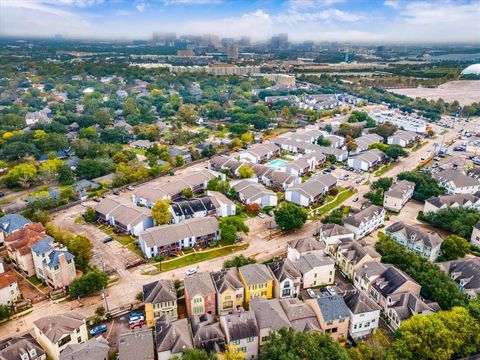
[383,180,415,212]
[423,193,480,214]
[344,205,385,239]
[387,130,419,147]
[440,258,480,300]
[433,170,480,195]
[232,180,277,209]
[319,223,355,249]
[344,291,381,338]
[347,149,385,171]
[285,174,337,207]
[287,237,324,262]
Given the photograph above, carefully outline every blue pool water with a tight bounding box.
[266,159,289,169]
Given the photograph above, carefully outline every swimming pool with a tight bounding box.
[266,159,289,169]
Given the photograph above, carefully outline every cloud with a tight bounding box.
[384,0,400,10]
[288,0,346,8]
[163,0,222,4]
[136,2,146,12]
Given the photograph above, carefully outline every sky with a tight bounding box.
[0,0,479,44]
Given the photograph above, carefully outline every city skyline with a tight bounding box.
[0,0,479,44]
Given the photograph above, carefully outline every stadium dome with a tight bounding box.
[461,64,480,75]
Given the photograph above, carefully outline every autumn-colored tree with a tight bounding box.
[152,199,171,225]
[239,164,254,179]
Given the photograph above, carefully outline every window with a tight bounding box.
[231,340,240,345]
[314,273,317,278]
[354,324,357,329]
[77,337,82,343]
[20,353,28,360]
[29,349,37,357]
[57,335,72,348]
[261,336,268,342]
[282,289,291,297]
[239,347,247,353]
[247,337,254,343]
[193,306,204,314]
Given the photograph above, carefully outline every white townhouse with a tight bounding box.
[0,262,20,306]
[385,222,443,262]
[232,180,277,209]
[351,134,383,155]
[287,237,325,262]
[207,191,236,217]
[432,170,480,195]
[344,291,381,339]
[285,174,337,207]
[238,143,280,164]
[267,259,302,299]
[293,253,335,288]
[318,223,355,249]
[383,180,415,212]
[281,152,326,177]
[347,149,385,171]
[169,197,218,224]
[209,156,244,178]
[423,193,480,214]
[387,130,419,147]
[344,205,385,240]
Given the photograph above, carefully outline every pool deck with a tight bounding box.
[265,159,289,169]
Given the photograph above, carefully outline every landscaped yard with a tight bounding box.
[155,243,249,272]
[98,224,137,246]
[374,162,396,177]
[314,188,357,216]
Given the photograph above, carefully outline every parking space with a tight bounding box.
[92,315,131,353]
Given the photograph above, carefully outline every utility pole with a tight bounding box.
[102,287,110,313]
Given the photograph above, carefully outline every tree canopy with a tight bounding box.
[274,202,308,231]
[151,199,171,225]
[397,171,445,201]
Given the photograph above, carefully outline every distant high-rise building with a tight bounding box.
[151,32,176,46]
[227,44,239,60]
[278,33,288,49]
[239,36,251,46]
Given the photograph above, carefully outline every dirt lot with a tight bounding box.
[388,80,480,106]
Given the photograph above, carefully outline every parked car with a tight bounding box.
[258,213,265,219]
[103,237,113,244]
[127,185,135,191]
[352,197,359,202]
[186,268,198,276]
[330,165,336,170]
[93,197,101,202]
[307,289,316,298]
[0,191,4,198]
[128,313,144,325]
[89,324,107,336]
[326,286,336,296]
[112,190,120,195]
[80,202,88,207]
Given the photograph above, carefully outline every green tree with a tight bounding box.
[239,164,254,179]
[317,135,332,146]
[364,188,384,206]
[83,207,97,222]
[274,202,308,231]
[280,105,293,121]
[67,235,93,272]
[177,104,198,124]
[175,154,185,167]
[181,188,193,199]
[93,108,112,127]
[3,163,37,188]
[259,327,349,360]
[69,270,108,298]
[422,207,480,238]
[345,135,358,152]
[397,171,445,201]
[151,199,171,225]
[57,165,75,185]
[370,122,398,140]
[223,255,255,269]
[371,177,393,191]
[440,235,470,260]
[0,305,12,320]
[220,223,237,245]
[180,348,218,360]
[322,207,345,225]
[385,145,408,160]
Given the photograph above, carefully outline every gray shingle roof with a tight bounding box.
[33,313,85,343]
[343,291,381,314]
[184,272,216,297]
[212,268,243,294]
[316,294,350,322]
[344,205,384,227]
[155,317,193,355]
[143,279,176,304]
[294,253,334,275]
[267,259,301,283]
[385,180,415,199]
[433,170,480,188]
[0,334,45,360]
[119,328,154,360]
[60,336,109,360]
[239,264,273,286]
[386,221,443,248]
[221,310,258,341]
[250,299,291,330]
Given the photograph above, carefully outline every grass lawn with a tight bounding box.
[98,224,136,246]
[131,148,146,155]
[156,244,249,272]
[27,276,43,286]
[374,162,396,177]
[316,189,357,216]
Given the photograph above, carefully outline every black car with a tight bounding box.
[330,165,336,170]
[112,190,120,195]
[103,237,113,244]
[0,191,4,198]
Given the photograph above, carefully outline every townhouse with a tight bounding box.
[385,222,443,262]
[250,299,291,346]
[33,313,88,360]
[143,279,178,326]
[352,262,387,293]
[279,298,321,333]
[207,191,236,217]
[385,292,439,330]
[293,253,335,288]
[369,266,421,312]
[347,149,385,171]
[169,197,217,224]
[212,268,244,314]
[238,143,280,163]
[220,310,259,359]
[267,259,301,299]
[139,217,220,258]
[344,291,381,338]
[31,237,77,289]
[94,198,154,236]
[423,193,480,214]
[315,146,348,162]
[285,174,337,207]
[351,134,384,154]
[287,237,325,262]
[344,205,385,239]
[250,164,300,191]
[306,294,350,341]
[387,130,419,147]
[0,214,32,248]
[60,337,109,360]
[0,334,46,360]
[209,156,244,177]
[271,138,348,161]
[238,264,274,304]
[318,223,355,249]
[184,272,217,317]
[167,147,192,164]
[119,327,155,360]
[433,170,480,195]
[383,180,415,212]
[324,134,345,149]
[440,258,480,299]
[5,223,48,276]
[471,221,480,248]
[0,262,20,306]
[232,180,277,209]
[328,239,381,280]
[281,152,326,177]
[155,317,193,360]
[191,314,226,354]
[133,169,225,207]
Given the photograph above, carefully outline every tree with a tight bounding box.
[440,235,470,260]
[244,203,261,215]
[317,135,332,146]
[337,123,362,138]
[0,305,11,320]
[239,164,254,179]
[69,270,108,298]
[223,255,255,269]
[180,348,218,360]
[67,235,93,272]
[93,108,112,127]
[370,122,398,140]
[222,345,245,360]
[83,207,97,222]
[177,104,198,124]
[280,105,293,121]
[76,158,115,179]
[274,202,308,231]
[397,171,445,201]
[219,217,249,233]
[385,145,408,160]
[371,177,392,191]
[369,142,389,152]
[39,158,63,182]
[259,327,349,360]
[344,135,358,152]
[175,154,185,167]
[240,132,253,144]
[181,188,193,199]
[152,199,171,225]
[322,207,345,225]
[364,188,384,205]
[57,165,75,185]
[391,307,480,360]
[220,223,237,245]
[422,207,480,238]
[0,142,38,161]
[3,164,37,188]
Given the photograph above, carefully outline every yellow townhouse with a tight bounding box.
[238,263,273,304]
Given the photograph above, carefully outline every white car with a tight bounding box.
[127,185,135,191]
[307,289,316,298]
[186,268,197,276]
[81,202,88,207]
[326,286,336,296]
[258,213,265,219]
